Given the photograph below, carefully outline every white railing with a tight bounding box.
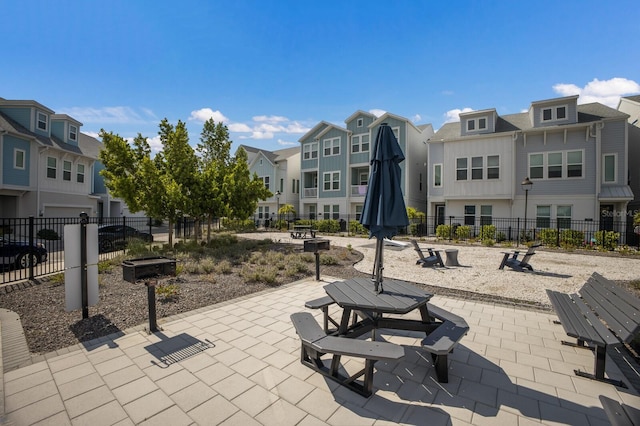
[304,187,318,198]
[351,185,368,196]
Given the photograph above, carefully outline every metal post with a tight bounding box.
[315,252,321,281]
[146,280,159,333]
[28,216,35,280]
[80,212,89,319]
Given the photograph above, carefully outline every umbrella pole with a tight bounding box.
[373,239,384,294]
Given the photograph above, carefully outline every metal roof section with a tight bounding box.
[598,185,634,201]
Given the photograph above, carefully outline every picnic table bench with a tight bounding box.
[290,312,404,397]
[304,290,469,383]
[599,395,640,426]
[546,272,640,388]
[290,225,316,239]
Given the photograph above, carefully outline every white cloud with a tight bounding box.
[277,139,297,146]
[188,108,229,123]
[369,109,386,117]
[411,114,422,123]
[552,77,640,108]
[57,106,156,124]
[228,123,252,132]
[253,115,288,123]
[83,131,100,139]
[443,107,473,123]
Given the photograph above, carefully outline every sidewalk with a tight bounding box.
[2,276,639,425]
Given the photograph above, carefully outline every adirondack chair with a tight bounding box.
[411,240,445,267]
[499,244,541,272]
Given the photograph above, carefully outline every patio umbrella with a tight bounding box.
[360,123,409,293]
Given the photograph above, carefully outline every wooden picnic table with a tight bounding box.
[323,277,435,338]
[290,225,316,239]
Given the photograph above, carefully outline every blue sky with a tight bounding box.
[2,1,639,153]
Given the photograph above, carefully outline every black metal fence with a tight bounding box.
[1,216,157,285]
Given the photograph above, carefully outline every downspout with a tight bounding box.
[592,122,604,219]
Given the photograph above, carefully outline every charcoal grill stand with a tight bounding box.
[145,279,160,333]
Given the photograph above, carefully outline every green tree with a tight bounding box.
[196,119,233,241]
[279,204,296,221]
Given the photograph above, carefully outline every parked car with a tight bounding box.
[97,225,153,253]
[0,237,48,269]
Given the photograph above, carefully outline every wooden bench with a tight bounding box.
[599,395,640,426]
[546,272,640,388]
[305,295,339,333]
[499,243,541,272]
[290,312,404,397]
[422,303,470,383]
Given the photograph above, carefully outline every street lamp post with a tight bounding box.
[275,190,281,228]
[521,177,533,245]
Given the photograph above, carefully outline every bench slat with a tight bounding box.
[422,321,469,355]
[305,296,335,310]
[291,312,329,344]
[426,303,468,327]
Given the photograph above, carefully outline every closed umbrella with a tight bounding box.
[360,123,409,293]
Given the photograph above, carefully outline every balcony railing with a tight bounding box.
[303,187,318,198]
[351,185,368,197]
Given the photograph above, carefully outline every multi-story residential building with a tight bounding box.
[427,95,633,238]
[0,98,105,218]
[617,95,640,219]
[240,145,300,224]
[298,111,433,221]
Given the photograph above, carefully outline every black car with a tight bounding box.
[0,236,48,269]
[97,225,153,253]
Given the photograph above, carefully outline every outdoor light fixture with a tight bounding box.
[521,177,533,244]
[275,190,281,224]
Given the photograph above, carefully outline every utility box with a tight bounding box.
[303,239,330,280]
[303,238,330,253]
[122,257,176,283]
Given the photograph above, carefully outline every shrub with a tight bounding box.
[594,230,619,251]
[349,220,367,235]
[215,259,233,274]
[482,238,495,247]
[455,225,471,240]
[316,219,340,233]
[538,228,558,246]
[37,228,59,240]
[156,283,179,301]
[480,225,496,240]
[436,224,451,240]
[496,232,506,243]
[319,254,339,265]
[561,229,584,248]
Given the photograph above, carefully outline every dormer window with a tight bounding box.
[69,124,78,141]
[466,117,487,132]
[357,118,363,127]
[37,112,48,131]
[541,105,568,122]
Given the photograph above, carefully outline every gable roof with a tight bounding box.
[430,102,628,141]
[369,112,423,133]
[344,110,377,124]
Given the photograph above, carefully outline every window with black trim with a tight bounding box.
[557,205,572,229]
[434,164,442,187]
[464,205,475,225]
[603,153,616,183]
[487,155,499,179]
[536,205,550,228]
[541,105,568,122]
[471,156,483,180]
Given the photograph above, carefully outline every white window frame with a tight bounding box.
[471,156,483,180]
[303,142,318,160]
[77,163,85,183]
[37,111,48,131]
[351,134,370,153]
[433,164,442,187]
[528,150,584,181]
[536,205,551,228]
[466,116,488,132]
[355,204,363,220]
[603,153,617,183]
[14,149,25,170]
[392,126,400,141]
[357,118,363,127]
[260,176,270,190]
[487,155,499,179]
[46,156,57,179]
[480,205,492,226]
[541,104,568,122]
[557,205,572,229]
[323,137,340,157]
[456,157,468,181]
[69,124,78,141]
[63,160,72,181]
[323,171,340,192]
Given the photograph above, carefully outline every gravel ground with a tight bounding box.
[0,244,368,355]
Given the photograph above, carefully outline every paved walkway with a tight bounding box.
[2,276,639,425]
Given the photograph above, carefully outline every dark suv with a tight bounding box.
[0,237,48,269]
[97,225,153,253]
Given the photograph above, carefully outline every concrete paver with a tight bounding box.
[1,277,639,425]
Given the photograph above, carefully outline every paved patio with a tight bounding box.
[2,276,639,425]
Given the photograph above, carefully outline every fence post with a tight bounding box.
[556,220,561,247]
[28,216,35,280]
